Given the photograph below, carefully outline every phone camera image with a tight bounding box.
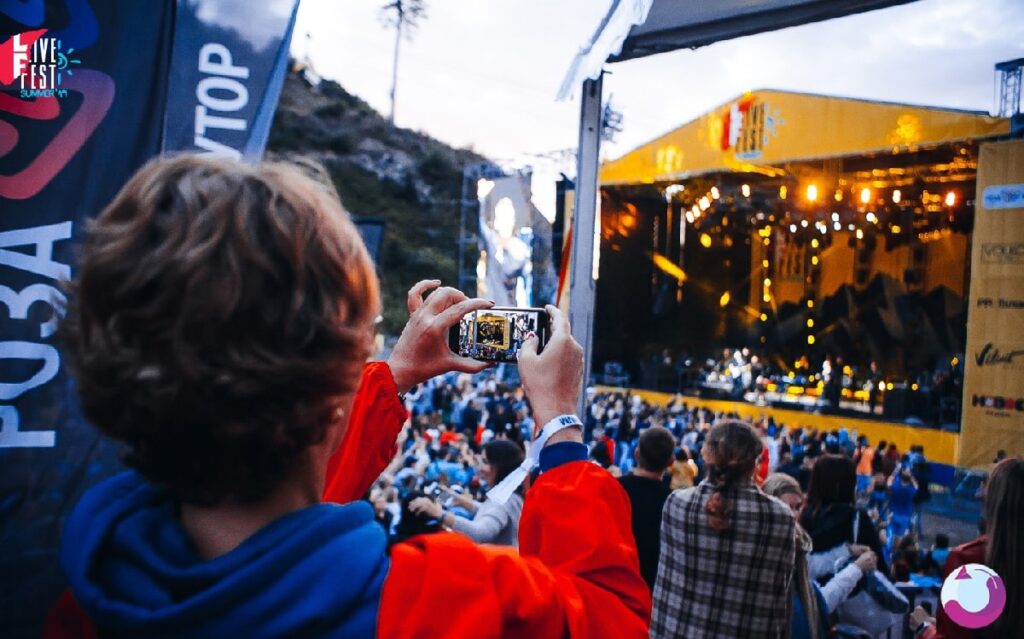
[456,308,540,362]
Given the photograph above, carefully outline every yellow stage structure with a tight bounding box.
[600,89,1009,186]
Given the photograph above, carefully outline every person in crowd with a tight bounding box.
[800,454,890,577]
[911,457,1023,639]
[618,426,675,591]
[669,447,698,490]
[651,420,796,638]
[762,473,879,639]
[44,156,650,639]
[909,445,931,536]
[887,463,918,543]
[854,436,875,496]
[409,439,525,547]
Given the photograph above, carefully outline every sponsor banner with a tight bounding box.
[0,2,297,635]
[960,139,1024,467]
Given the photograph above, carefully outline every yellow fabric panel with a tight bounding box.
[595,385,959,464]
[923,233,968,297]
[600,90,1010,186]
[959,139,1024,468]
[818,234,856,299]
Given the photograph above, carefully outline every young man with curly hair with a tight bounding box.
[44,156,650,639]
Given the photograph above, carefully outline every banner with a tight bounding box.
[959,139,1024,468]
[0,2,297,635]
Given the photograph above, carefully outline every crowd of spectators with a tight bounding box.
[375,372,1019,639]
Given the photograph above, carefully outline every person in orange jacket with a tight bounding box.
[44,156,649,639]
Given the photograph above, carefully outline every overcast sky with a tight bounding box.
[293,0,1024,164]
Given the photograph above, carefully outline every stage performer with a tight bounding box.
[43,156,650,639]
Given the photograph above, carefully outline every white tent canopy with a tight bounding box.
[561,0,919,404]
[560,0,916,98]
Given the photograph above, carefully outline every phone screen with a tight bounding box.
[449,306,548,363]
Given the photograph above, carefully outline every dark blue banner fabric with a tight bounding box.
[0,2,297,635]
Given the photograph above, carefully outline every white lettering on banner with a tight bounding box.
[0,283,65,338]
[0,341,60,400]
[194,43,250,160]
[0,221,72,280]
[0,222,73,448]
[0,405,54,448]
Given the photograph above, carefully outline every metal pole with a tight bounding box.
[569,75,602,418]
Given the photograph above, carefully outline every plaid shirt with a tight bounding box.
[651,480,796,639]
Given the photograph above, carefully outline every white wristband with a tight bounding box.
[486,414,582,504]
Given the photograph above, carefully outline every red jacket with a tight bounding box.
[919,537,986,639]
[45,362,650,638]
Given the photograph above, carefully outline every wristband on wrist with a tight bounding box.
[486,413,582,504]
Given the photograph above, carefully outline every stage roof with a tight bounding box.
[600,90,1011,186]
[560,0,918,98]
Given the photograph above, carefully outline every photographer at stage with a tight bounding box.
[45,156,649,639]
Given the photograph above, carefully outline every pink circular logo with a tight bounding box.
[940,563,1006,629]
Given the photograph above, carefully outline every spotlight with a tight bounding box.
[711,186,720,200]
[801,219,809,228]
[719,291,730,306]
[762,259,769,268]
[764,278,772,287]
[834,189,843,202]
[811,238,820,248]
[807,335,816,345]
[866,212,878,224]
[760,313,768,322]
[892,189,901,204]
[833,221,842,231]
[831,212,840,222]
[685,211,695,224]
[860,188,871,204]
[856,228,864,240]
[891,225,902,234]
[789,224,797,233]
[779,185,788,199]
[700,233,712,248]
[806,184,818,202]
[806,319,814,328]
[699,196,711,210]
[945,191,956,207]
[811,255,819,265]
[741,184,751,197]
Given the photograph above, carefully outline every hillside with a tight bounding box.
[267,64,486,333]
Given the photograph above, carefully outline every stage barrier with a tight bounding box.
[959,139,1024,468]
[595,386,960,466]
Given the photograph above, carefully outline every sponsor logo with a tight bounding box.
[971,394,1024,412]
[982,184,1024,210]
[941,563,1006,629]
[980,242,1024,264]
[974,343,1024,368]
[0,29,81,99]
[719,97,783,160]
[976,298,1024,309]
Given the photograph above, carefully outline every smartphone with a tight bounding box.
[448,306,550,363]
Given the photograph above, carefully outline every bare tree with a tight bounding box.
[380,0,427,126]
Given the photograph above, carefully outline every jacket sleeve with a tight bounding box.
[921,542,985,639]
[379,457,651,639]
[322,362,408,504]
[449,497,515,544]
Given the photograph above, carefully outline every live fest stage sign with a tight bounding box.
[960,139,1024,468]
[0,2,297,635]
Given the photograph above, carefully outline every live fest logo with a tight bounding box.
[0,29,81,98]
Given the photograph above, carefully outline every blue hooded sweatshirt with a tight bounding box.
[60,471,389,638]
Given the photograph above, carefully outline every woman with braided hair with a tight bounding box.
[651,420,797,638]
